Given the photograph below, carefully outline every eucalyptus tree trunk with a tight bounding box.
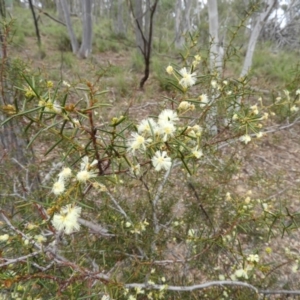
[207,0,222,135]
[0,11,40,199]
[60,0,78,53]
[174,0,194,49]
[208,0,222,73]
[134,0,144,52]
[113,0,126,35]
[78,0,93,58]
[174,0,184,49]
[240,0,277,77]
[0,4,26,165]
[183,0,193,38]
[117,0,125,34]
[55,0,64,21]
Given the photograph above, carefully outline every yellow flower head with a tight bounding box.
[166,65,174,75]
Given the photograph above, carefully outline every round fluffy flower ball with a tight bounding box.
[151,150,172,172]
[52,180,65,195]
[52,204,82,235]
[76,170,97,183]
[58,167,72,180]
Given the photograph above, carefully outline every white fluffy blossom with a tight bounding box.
[151,150,172,172]
[130,164,141,176]
[239,134,251,144]
[0,234,9,242]
[76,170,97,182]
[158,109,179,124]
[199,94,209,107]
[76,156,98,183]
[234,268,248,279]
[211,80,217,89]
[178,67,197,88]
[137,118,158,136]
[52,179,65,195]
[192,146,203,159]
[34,234,47,244]
[166,65,173,74]
[158,120,176,142]
[178,101,195,112]
[247,254,259,263]
[58,167,72,181]
[80,156,98,170]
[53,100,62,113]
[128,132,150,153]
[291,105,299,112]
[52,204,82,234]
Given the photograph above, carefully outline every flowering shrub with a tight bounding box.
[1,51,300,300]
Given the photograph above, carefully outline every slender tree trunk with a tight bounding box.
[0,12,40,199]
[134,0,144,53]
[55,0,64,21]
[207,0,223,135]
[208,0,222,73]
[174,0,194,49]
[60,0,78,53]
[28,0,41,47]
[78,0,93,58]
[174,0,184,49]
[240,0,276,77]
[113,0,125,35]
[117,0,125,35]
[183,0,193,36]
[144,0,150,40]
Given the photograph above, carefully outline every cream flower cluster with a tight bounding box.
[166,65,197,90]
[128,109,179,154]
[128,106,204,173]
[230,254,260,280]
[127,109,180,172]
[52,156,98,196]
[76,156,98,182]
[178,67,197,89]
[52,204,81,234]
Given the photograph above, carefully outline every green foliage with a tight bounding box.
[1,3,300,300]
[130,51,144,72]
[252,44,298,84]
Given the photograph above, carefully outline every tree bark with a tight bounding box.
[174,0,184,49]
[174,0,194,49]
[240,0,277,77]
[113,0,126,35]
[134,0,144,53]
[117,0,125,34]
[208,0,222,73]
[28,0,41,47]
[55,0,64,21]
[78,0,93,58]
[183,0,193,38]
[60,0,78,54]
[0,15,40,199]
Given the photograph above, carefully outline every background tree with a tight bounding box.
[241,0,277,77]
[129,0,159,89]
[60,0,78,53]
[207,0,223,73]
[0,8,40,205]
[174,0,195,49]
[28,0,42,50]
[78,0,93,58]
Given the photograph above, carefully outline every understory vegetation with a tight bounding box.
[1,2,300,300]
